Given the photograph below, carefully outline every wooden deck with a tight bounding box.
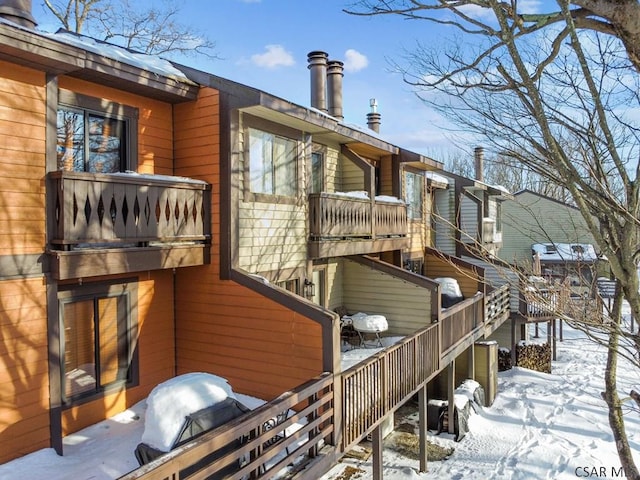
[116,281,510,479]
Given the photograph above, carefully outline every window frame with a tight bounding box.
[310,146,326,195]
[58,279,139,407]
[57,89,138,173]
[243,115,302,205]
[404,169,425,221]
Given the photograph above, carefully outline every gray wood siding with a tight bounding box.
[500,191,594,265]
[340,259,433,336]
[460,195,478,244]
[462,255,521,312]
[434,188,456,255]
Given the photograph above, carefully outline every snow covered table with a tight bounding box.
[343,312,388,348]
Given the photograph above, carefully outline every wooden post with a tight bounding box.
[559,319,563,342]
[510,317,517,366]
[418,385,428,472]
[447,360,456,435]
[467,345,475,380]
[372,424,383,480]
[534,322,539,338]
[552,319,557,361]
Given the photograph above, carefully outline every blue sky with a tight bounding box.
[33,0,491,157]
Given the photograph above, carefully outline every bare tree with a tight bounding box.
[346,1,640,477]
[444,149,573,202]
[41,0,217,58]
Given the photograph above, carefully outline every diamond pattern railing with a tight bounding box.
[48,171,210,249]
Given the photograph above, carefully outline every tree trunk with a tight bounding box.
[603,285,640,479]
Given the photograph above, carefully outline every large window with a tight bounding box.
[56,90,137,173]
[405,171,424,220]
[59,282,137,404]
[248,128,297,197]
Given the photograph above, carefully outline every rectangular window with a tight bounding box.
[56,90,137,173]
[248,128,297,197]
[310,151,324,194]
[405,171,424,220]
[60,284,136,404]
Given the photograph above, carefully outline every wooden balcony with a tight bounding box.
[47,171,211,280]
[519,286,564,322]
[308,193,408,258]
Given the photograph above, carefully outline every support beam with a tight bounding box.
[552,319,557,361]
[510,318,517,366]
[372,424,383,480]
[559,319,563,342]
[467,345,475,379]
[418,385,429,472]
[447,360,456,435]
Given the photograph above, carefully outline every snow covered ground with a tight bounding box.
[1,320,638,480]
[322,320,640,480]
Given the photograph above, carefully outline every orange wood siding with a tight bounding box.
[0,60,46,255]
[61,271,176,434]
[173,88,323,402]
[58,77,173,175]
[424,253,481,298]
[0,278,50,463]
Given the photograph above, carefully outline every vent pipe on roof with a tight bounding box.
[0,0,36,28]
[307,51,328,113]
[327,59,344,120]
[474,146,484,182]
[366,98,381,133]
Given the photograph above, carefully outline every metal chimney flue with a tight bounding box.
[366,98,381,133]
[307,51,328,113]
[0,0,36,28]
[327,59,344,120]
[474,146,484,182]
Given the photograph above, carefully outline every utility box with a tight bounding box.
[474,341,498,406]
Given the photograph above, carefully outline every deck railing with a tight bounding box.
[440,293,483,354]
[340,324,439,450]
[49,171,211,249]
[485,284,511,325]
[308,193,407,239]
[118,373,334,480]
[519,286,564,321]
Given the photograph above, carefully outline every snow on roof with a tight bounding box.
[532,243,599,262]
[42,29,191,82]
[425,171,451,185]
[141,372,237,452]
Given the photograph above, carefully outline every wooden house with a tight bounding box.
[0,5,512,479]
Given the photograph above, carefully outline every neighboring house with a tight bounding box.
[499,190,595,266]
[0,5,511,480]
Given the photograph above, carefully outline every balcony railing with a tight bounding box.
[49,171,211,249]
[340,324,439,450]
[519,286,564,321]
[440,293,484,354]
[485,284,511,326]
[308,193,407,240]
[118,373,334,480]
